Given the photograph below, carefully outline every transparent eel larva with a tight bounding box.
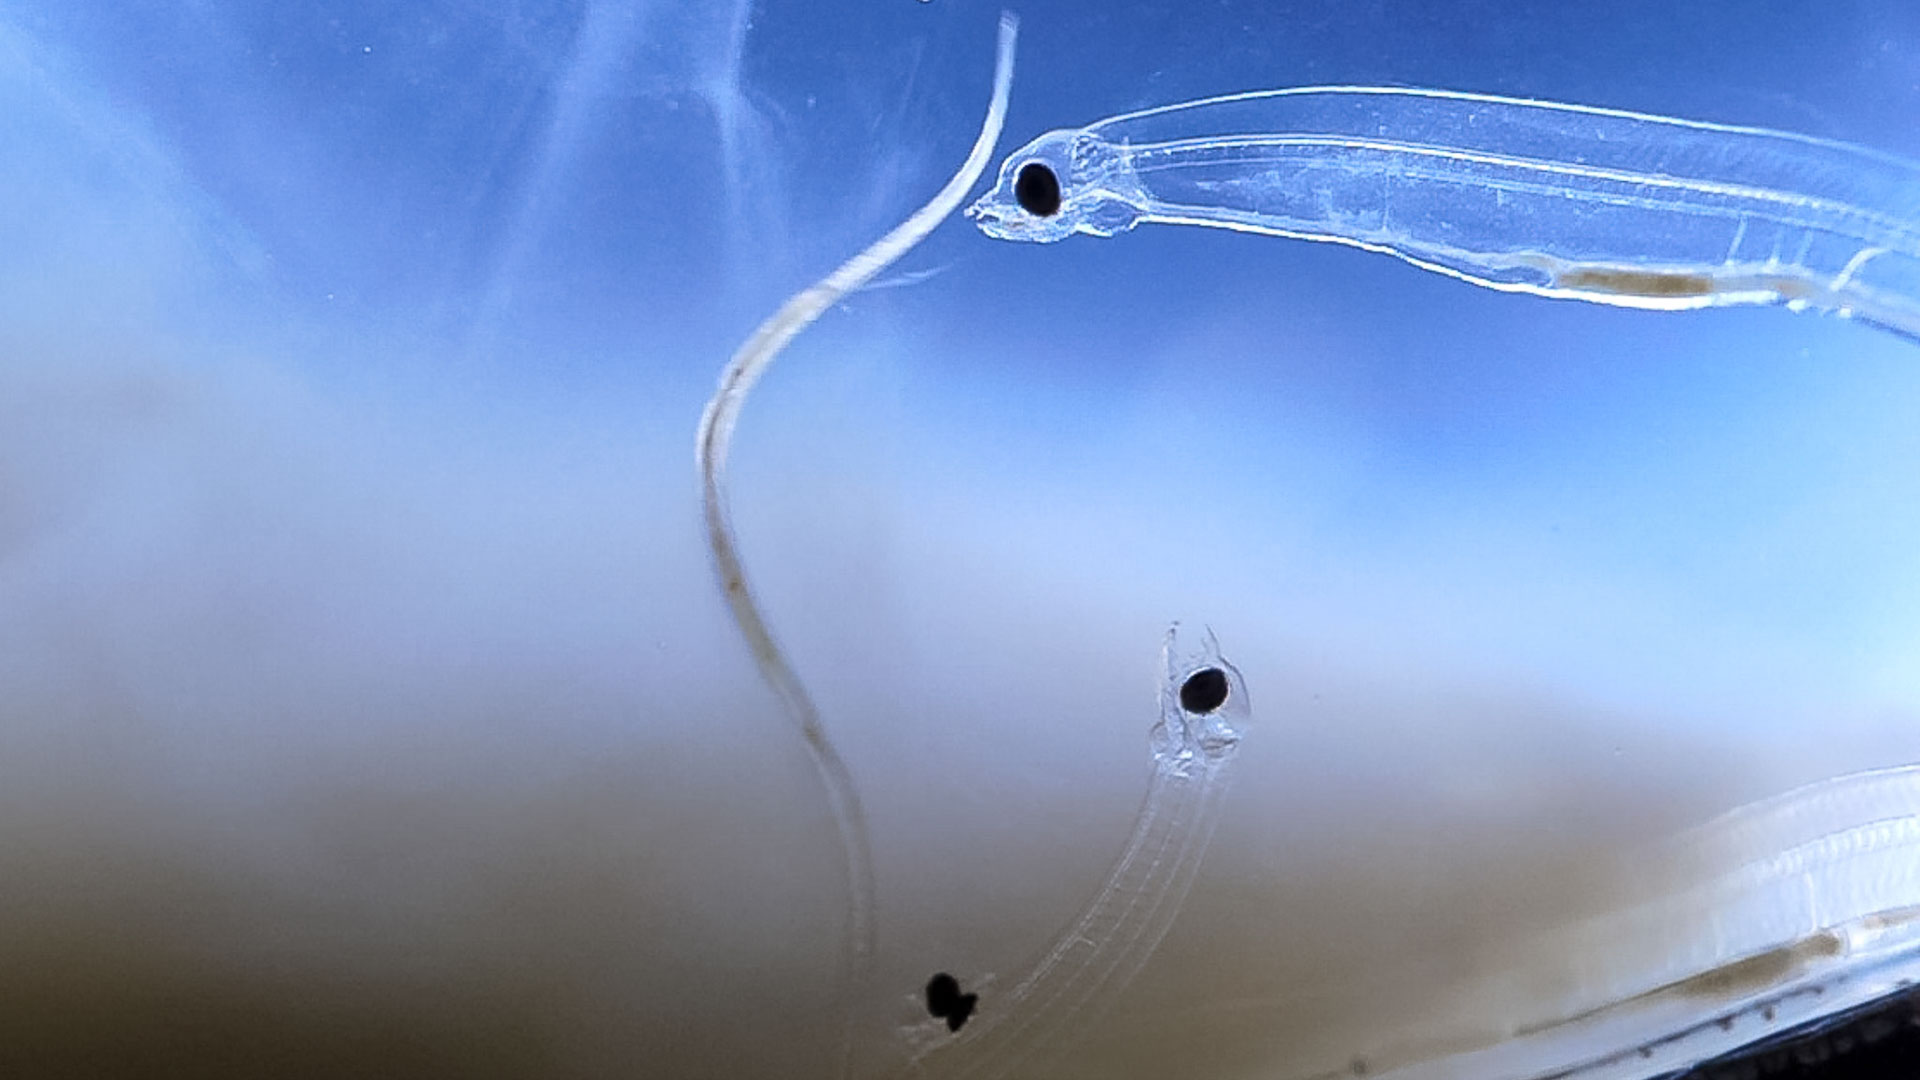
[1299,764,1920,1080]
[967,86,1920,341]
[695,15,1016,1079]
[903,625,1249,1080]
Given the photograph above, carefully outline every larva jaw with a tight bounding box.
[968,137,1076,242]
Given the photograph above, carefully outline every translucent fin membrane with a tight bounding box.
[968,86,1920,341]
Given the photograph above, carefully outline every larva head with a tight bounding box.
[1152,624,1248,767]
[966,130,1143,242]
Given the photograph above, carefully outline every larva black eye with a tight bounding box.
[924,972,978,1033]
[1180,667,1230,715]
[1014,161,1062,217]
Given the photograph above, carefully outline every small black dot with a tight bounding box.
[1014,162,1061,217]
[1180,667,1229,715]
[924,972,977,1033]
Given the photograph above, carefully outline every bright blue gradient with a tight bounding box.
[4,2,1920,1078]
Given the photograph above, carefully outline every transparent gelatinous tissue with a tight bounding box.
[1325,765,1920,1080]
[881,654,1920,1080]
[968,87,1920,341]
[953,80,1920,1080]
[11,2,1920,1078]
[892,625,1247,1080]
[697,15,1018,1076]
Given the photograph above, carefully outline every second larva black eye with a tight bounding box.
[1180,667,1230,715]
[924,972,977,1033]
[1014,161,1062,217]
